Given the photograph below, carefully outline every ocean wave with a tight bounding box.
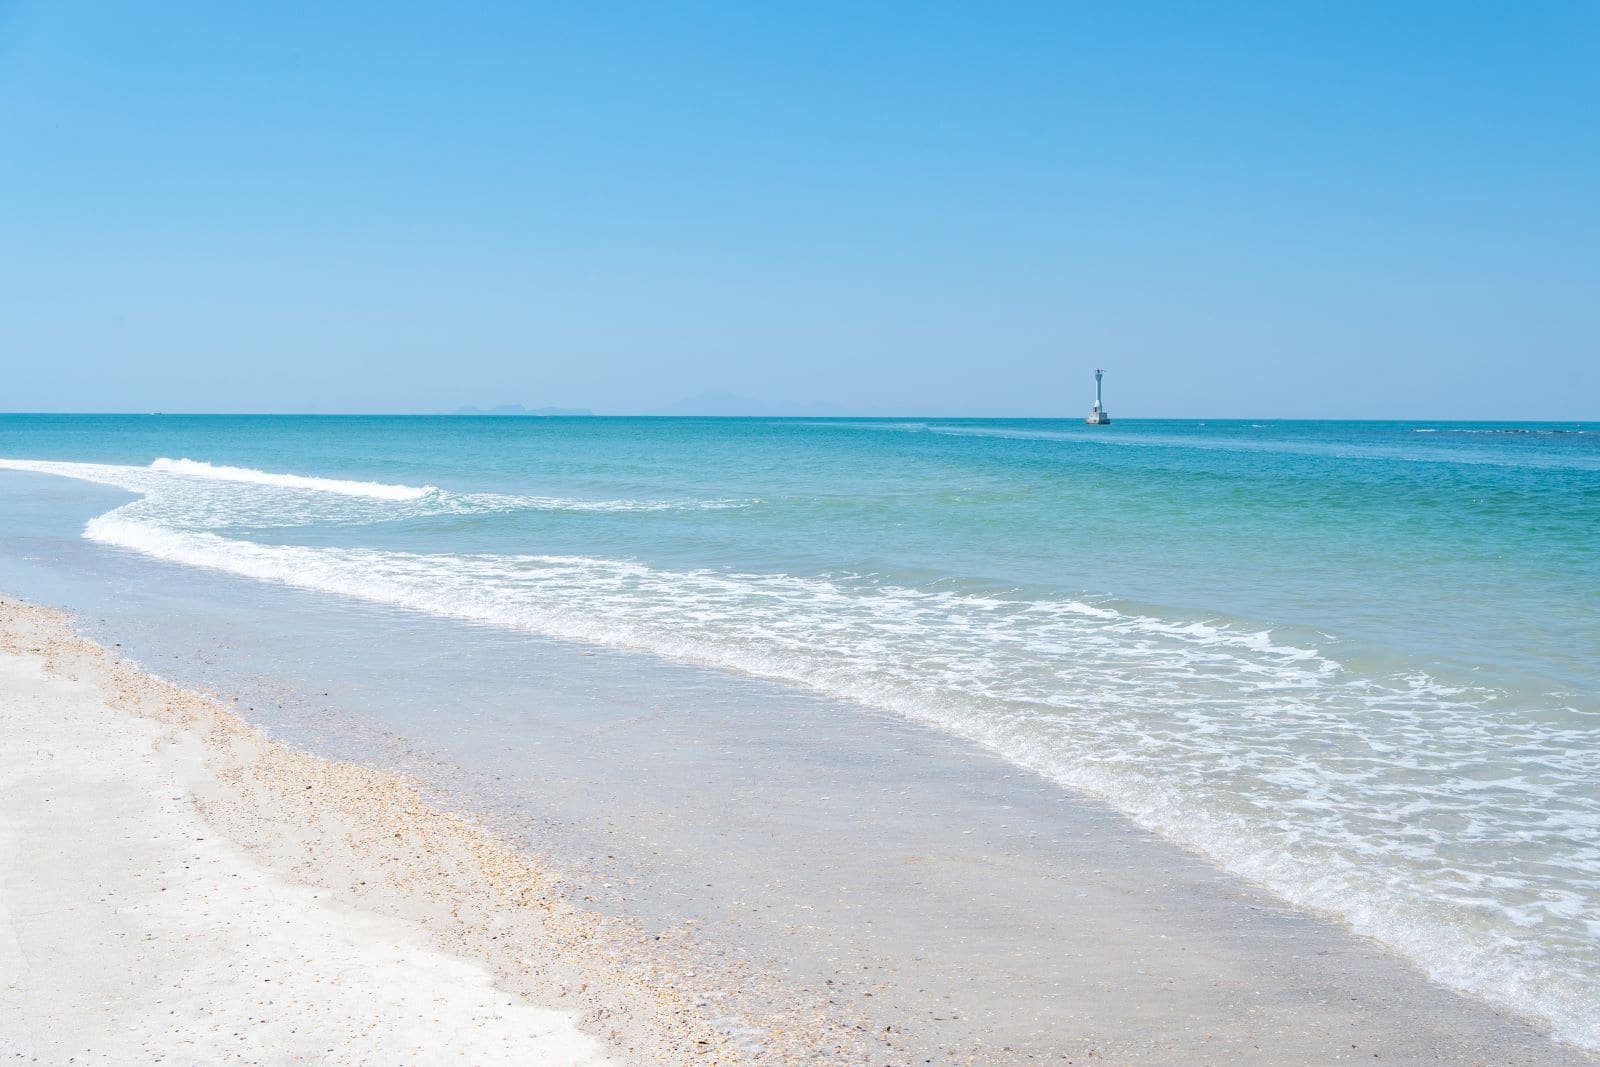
[71,516,1600,1050]
[432,493,759,516]
[0,457,155,487]
[149,458,755,512]
[150,458,437,500]
[0,457,757,522]
[9,451,1600,1049]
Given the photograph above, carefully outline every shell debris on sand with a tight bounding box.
[0,594,813,1065]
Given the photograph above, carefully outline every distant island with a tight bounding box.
[450,404,594,416]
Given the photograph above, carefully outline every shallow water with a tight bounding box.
[1,414,1596,1048]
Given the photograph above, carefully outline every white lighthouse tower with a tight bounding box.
[1086,369,1110,425]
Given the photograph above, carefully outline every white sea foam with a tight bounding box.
[7,453,1599,1050]
[74,516,1600,1051]
[0,457,755,523]
[150,458,437,500]
[0,457,162,488]
[144,457,754,514]
[432,493,758,515]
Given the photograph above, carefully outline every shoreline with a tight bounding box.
[1,590,1593,1063]
[0,595,753,1063]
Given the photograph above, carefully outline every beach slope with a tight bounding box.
[0,597,719,1064]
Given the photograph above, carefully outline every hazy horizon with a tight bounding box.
[2,404,1595,423]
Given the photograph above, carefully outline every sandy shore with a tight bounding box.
[0,596,737,1064]
[0,588,1593,1065]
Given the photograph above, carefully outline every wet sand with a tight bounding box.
[0,596,728,1063]
[0,588,1592,1063]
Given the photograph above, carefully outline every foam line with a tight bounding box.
[150,458,437,500]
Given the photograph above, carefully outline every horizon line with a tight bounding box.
[0,412,1594,424]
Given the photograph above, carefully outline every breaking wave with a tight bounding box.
[3,450,1598,1050]
[151,457,437,500]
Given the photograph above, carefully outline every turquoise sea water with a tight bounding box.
[1,414,1597,1046]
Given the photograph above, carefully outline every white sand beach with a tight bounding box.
[0,592,1592,1064]
[0,597,728,1064]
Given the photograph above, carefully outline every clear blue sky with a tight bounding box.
[2,2,1596,417]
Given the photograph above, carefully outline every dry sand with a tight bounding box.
[0,596,736,1064]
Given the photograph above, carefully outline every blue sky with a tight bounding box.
[1,2,1596,417]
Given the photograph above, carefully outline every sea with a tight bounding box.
[0,414,1596,1048]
